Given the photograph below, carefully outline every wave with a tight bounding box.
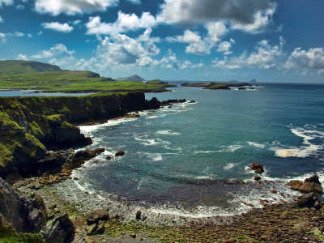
[79,117,138,136]
[156,130,181,136]
[247,141,266,149]
[218,144,244,153]
[223,163,237,171]
[273,126,324,158]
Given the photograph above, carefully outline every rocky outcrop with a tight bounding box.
[0,178,46,233]
[249,163,265,174]
[288,175,323,194]
[42,213,74,243]
[0,92,163,178]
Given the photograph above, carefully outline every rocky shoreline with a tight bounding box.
[1,93,323,242]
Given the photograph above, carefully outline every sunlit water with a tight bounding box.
[58,84,324,219]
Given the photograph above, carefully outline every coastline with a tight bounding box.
[1,92,323,242]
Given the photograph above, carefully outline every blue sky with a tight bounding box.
[0,0,323,82]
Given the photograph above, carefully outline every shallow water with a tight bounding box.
[69,83,324,219]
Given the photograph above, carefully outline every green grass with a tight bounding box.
[0,71,169,92]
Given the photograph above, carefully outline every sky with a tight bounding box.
[0,0,323,82]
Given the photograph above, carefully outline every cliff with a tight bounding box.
[0,92,159,178]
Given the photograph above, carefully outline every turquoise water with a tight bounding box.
[72,84,324,218]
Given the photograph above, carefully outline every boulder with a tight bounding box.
[86,221,105,236]
[42,213,74,243]
[295,193,321,210]
[115,151,125,157]
[86,209,109,225]
[249,163,265,174]
[135,210,146,221]
[74,148,105,161]
[288,175,322,194]
[0,178,46,233]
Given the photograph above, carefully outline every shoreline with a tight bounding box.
[1,93,323,242]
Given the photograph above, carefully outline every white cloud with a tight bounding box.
[86,11,157,35]
[213,37,284,69]
[35,0,118,16]
[42,22,74,33]
[158,0,276,33]
[0,15,3,23]
[0,32,6,43]
[158,50,204,69]
[0,0,13,7]
[217,39,235,55]
[166,22,227,55]
[284,48,324,74]
[17,54,28,60]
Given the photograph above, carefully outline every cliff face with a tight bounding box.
[0,92,151,177]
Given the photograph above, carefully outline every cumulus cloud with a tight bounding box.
[35,0,118,16]
[158,0,276,33]
[0,0,13,7]
[0,32,5,43]
[217,39,235,55]
[284,48,324,74]
[86,11,157,35]
[213,37,284,69]
[166,22,227,55]
[42,22,74,33]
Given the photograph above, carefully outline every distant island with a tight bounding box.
[117,74,146,82]
[182,81,257,90]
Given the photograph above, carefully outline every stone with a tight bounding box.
[135,210,146,221]
[249,163,265,174]
[86,222,105,236]
[86,209,109,225]
[115,151,125,157]
[288,175,323,194]
[295,193,321,210]
[106,155,113,160]
[254,176,262,182]
[43,213,74,243]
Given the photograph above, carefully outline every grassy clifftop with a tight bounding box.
[0,92,149,177]
[0,60,172,93]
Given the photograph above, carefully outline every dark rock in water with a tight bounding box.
[74,148,105,162]
[115,150,125,157]
[43,213,74,243]
[288,175,322,194]
[295,193,321,210]
[249,163,265,174]
[86,209,109,225]
[135,210,146,221]
[254,176,262,182]
[145,97,160,109]
[189,100,196,104]
[106,155,113,160]
[0,178,46,233]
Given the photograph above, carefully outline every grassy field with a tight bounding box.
[0,71,171,92]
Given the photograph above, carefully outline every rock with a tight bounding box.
[86,209,109,225]
[135,210,146,221]
[106,155,113,160]
[0,178,46,233]
[43,213,74,243]
[288,175,322,194]
[295,193,321,210]
[86,221,105,236]
[249,163,265,174]
[115,151,125,157]
[254,176,262,182]
[74,148,105,161]
[189,100,196,104]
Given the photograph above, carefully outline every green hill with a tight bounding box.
[0,60,62,74]
[0,60,171,93]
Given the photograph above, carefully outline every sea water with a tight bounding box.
[59,83,324,219]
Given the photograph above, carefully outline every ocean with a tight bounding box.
[55,83,324,220]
